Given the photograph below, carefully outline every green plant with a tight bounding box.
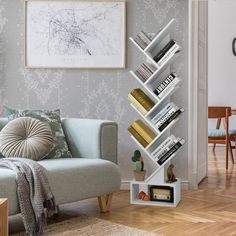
[131,150,144,172]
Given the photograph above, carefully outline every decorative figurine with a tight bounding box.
[167,164,177,183]
[131,150,146,181]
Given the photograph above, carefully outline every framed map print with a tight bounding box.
[25,0,126,68]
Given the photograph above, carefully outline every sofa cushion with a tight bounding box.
[0,117,54,160]
[0,158,121,215]
[4,106,72,159]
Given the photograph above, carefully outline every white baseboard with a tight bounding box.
[121,180,189,190]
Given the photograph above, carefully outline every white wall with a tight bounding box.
[208,0,236,127]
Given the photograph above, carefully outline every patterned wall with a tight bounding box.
[0,0,189,182]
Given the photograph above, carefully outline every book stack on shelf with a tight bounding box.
[133,31,152,50]
[153,73,180,99]
[153,39,180,67]
[134,63,156,82]
[151,135,185,166]
[150,102,183,132]
[128,18,185,207]
[128,88,155,115]
[128,120,156,148]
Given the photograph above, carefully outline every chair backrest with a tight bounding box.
[208,106,231,119]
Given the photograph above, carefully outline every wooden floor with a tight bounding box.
[10,147,236,235]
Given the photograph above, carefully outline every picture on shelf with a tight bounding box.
[25,0,126,68]
[150,186,174,202]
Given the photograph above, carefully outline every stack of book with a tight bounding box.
[151,135,185,165]
[135,63,156,82]
[153,39,180,67]
[151,102,183,132]
[128,88,155,116]
[128,120,156,148]
[133,31,152,50]
[153,73,180,99]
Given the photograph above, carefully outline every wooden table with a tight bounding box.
[0,199,8,236]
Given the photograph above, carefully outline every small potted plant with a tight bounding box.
[131,150,146,181]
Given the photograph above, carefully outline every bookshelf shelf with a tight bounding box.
[144,52,180,86]
[128,18,184,208]
[144,18,176,53]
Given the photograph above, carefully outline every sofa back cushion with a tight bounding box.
[3,107,72,159]
[0,117,54,160]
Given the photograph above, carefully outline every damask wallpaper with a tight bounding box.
[0,0,189,183]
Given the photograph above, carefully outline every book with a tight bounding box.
[151,102,176,125]
[128,94,148,115]
[135,63,156,82]
[154,73,176,96]
[158,109,183,132]
[151,103,174,124]
[158,77,180,99]
[155,106,178,128]
[151,135,176,159]
[131,120,156,143]
[157,44,180,67]
[157,139,185,165]
[153,39,175,63]
[130,89,155,111]
[155,138,180,160]
[128,126,149,148]
[134,30,152,50]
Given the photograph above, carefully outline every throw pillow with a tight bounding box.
[4,106,72,159]
[0,117,54,160]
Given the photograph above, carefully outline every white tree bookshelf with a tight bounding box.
[128,19,184,207]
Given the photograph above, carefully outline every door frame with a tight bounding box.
[188,0,208,189]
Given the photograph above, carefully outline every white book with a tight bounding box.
[157,44,180,67]
[151,135,176,159]
[156,137,181,160]
[158,77,180,99]
[151,102,175,124]
[155,106,178,128]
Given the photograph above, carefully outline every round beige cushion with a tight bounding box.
[0,117,54,160]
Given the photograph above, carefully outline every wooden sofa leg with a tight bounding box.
[0,199,8,236]
[98,193,113,213]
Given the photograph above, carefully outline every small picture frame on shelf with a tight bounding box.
[149,185,174,202]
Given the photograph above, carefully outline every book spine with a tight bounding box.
[158,77,180,99]
[131,89,155,111]
[153,40,175,63]
[158,109,182,132]
[157,140,184,165]
[132,121,156,143]
[151,135,175,158]
[155,138,180,160]
[128,126,149,148]
[154,73,176,96]
[157,44,180,67]
[155,106,178,128]
[128,94,148,115]
[151,103,174,124]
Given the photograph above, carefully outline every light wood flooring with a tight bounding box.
[10,147,236,236]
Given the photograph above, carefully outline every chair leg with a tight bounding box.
[226,141,229,170]
[213,144,216,153]
[98,193,113,213]
[229,141,234,164]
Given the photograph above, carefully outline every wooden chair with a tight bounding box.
[208,107,235,169]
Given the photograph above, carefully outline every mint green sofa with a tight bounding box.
[0,118,121,215]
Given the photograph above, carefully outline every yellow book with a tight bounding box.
[128,126,149,148]
[131,120,156,143]
[128,94,148,115]
[130,88,155,111]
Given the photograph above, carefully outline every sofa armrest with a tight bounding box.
[62,118,118,164]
